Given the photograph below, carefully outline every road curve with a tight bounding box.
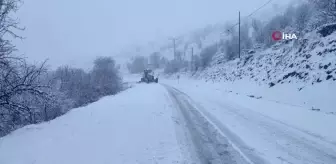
[164,84,336,164]
[164,84,267,164]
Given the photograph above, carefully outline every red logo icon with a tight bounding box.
[272,31,282,41]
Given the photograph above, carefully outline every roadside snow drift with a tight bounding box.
[0,84,184,164]
[162,78,336,164]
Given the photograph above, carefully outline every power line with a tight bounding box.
[220,0,274,59]
[246,0,273,18]
[222,0,274,35]
[238,11,241,58]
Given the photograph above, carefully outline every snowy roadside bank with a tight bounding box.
[0,84,185,164]
[162,76,336,114]
[162,77,336,147]
[162,78,336,164]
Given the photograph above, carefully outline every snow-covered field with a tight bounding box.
[0,84,186,164]
[1,75,336,164]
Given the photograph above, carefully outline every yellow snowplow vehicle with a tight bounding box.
[140,69,158,83]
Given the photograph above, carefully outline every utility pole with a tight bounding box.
[169,37,178,71]
[172,38,176,60]
[238,11,241,59]
[191,47,194,71]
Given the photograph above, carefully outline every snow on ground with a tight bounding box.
[123,73,142,84]
[2,71,335,164]
[162,77,336,164]
[219,79,336,113]
[162,77,336,142]
[165,74,336,114]
[0,84,186,164]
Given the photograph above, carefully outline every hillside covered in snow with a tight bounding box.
[181,30,336,114]
[125,0,336,113]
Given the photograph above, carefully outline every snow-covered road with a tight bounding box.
[165,85,261,164]
[1,81,336,164]
[162,76,336,164]
[164,84,336,164]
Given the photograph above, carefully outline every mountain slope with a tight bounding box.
[199,27,336,85]
[170,25,336,113]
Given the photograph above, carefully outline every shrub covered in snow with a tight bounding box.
[317,23,336,37]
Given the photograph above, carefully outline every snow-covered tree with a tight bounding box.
[149,52,160,69]
[281,4,296,29]
[127,56,147,74]
[200,44,218,67]
[164,60,179,74]
[309,0,336,22]
[252,19,265,45]
[295,3,313,33]
[240,22,253,51]
[191,55,201,72]
[91,57,122,96]
[0,0,62,135]
[159,56,168,68]
[223,38,239,61]
[52,66,91,107]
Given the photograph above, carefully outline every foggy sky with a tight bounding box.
[13,0,294,69]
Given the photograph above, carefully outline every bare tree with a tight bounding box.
[0,61,51,135]
[0,1,125,137]
[0,0,63,136]
[0,0,24,66]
